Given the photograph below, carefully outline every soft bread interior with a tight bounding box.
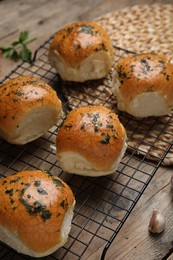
[118,92,170,117]
[0,201,75,258]
[57,139,127,176]
[3,106,62,145]
[113,72,172,117]
[50,50,112,82]
[111,71,121,93]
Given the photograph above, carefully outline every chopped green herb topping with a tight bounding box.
[100,134,110,144]
[106,124,114,129]
[112,132,118,140]
[19,198,51,221]
[13,90,23,96]
[95,43,107,52]
[53,178,64,187]
[67,28,73,34]
[10,176,21,184]
[79,25,94,34]
[5,189,13,196]
[21,183,31,195]
[117,65,127,80]
[166,74,170,81]
[37,188,48,195]
[34,180,41,187]
[80,123,86,131]
[158,60,166,70]
[20,199,39,214]
[60,200,65,208]
[10,198,15,204]
[87,112,100,121]
[94,126,99,132]
[140,59,151,73]
[13,98,19,103]
[41,209,52,221]
[76,44,81,49]
[87,112,103,132]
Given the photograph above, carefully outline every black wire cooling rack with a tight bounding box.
[0,36,172,260]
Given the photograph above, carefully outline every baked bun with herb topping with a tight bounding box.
[114,52,173,117]
[56,106,127,176]
[0,76,63,144]
[48,21,114,82]
[0,170,75,257]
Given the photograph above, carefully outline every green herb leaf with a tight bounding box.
[20,45,32,61]
[5,188,14,196]
[0,31,36,62]
[53,178,64,187]
[41,209,52,221]
[0,47,13,58]
[79,25,94,34]
[19,31,29,43]
[34,180,41,187]
[10,49,20,61]
[100,134,110,144]
[10,176,21,183]
[12,41,20,47]
[37,187,48,195]
[60,200,65,208]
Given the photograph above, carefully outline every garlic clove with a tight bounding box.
[148,209,166,234]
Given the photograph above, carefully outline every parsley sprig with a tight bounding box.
[0,31,37,62]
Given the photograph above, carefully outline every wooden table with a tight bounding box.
[0,0,173,259]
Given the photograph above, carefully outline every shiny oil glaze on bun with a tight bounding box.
[0,170,75,257]
[56,106,127,176]
[114,52,173,117]
[48,21,114,82]
[0,76,63,144]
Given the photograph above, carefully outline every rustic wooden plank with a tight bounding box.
[104,166,173,260]
[80,166,173,259]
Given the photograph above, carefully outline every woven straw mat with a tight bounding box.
[60,4,173,166]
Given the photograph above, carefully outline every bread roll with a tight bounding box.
[0,170,75,257]
[56,106,127,176]
[0,76,63,144]
[114,52,173,117]
[48,21,114,82]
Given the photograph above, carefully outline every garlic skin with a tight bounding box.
[148,209,166,234]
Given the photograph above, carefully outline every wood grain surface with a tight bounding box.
[0,0,173,260]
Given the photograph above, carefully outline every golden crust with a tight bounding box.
[48,20,114,68]
[115,52,173,106]
[56,106,126,172]
[0,170,75,253]
[0,76,62,144]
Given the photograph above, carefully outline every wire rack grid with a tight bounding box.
[0,36,172,260]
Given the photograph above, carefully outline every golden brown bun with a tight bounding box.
[114,52,173,117]
[48,21,114,82]
[0,76,63,144]
[56,106,127,176]
[0,170,75,257]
